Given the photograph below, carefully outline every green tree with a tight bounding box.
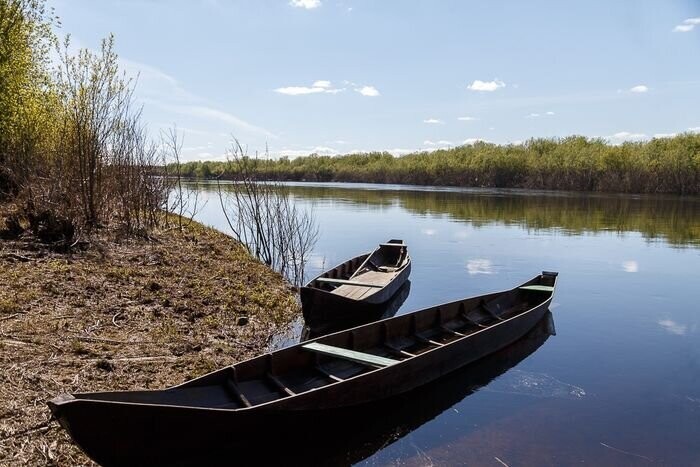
[0,0,56,196]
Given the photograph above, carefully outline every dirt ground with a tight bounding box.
[0,215,299,465]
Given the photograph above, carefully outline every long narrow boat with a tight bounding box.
[48,271,558,466]
[300,239,411,328]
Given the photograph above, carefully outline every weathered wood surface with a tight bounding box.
[302,342,399,368]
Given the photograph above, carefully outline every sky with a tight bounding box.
[49,0,700,161]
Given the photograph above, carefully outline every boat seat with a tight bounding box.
[519,285,554,292]
[302,342,399,368]
[316,277,383,288]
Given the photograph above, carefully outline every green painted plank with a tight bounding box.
[519,285,555,292]
[302,342,399,368]
[315,278,383,288]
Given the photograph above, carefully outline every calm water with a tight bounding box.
[189,181,700,466]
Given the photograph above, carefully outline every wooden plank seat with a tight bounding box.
[519,285,555,292]
[315,277,384,288]
[302,342,399,368]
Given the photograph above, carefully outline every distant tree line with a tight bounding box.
[174,134,700,195]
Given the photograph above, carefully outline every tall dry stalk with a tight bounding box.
[217,140,318,286]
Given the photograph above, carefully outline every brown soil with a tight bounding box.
[0,215,299,465]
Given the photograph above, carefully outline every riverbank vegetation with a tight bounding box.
[1,0,167,246]
[177,134,700,195]
[0,215,298,464]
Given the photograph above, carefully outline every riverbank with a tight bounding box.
[0,213,299,465]
[174,133,700,195]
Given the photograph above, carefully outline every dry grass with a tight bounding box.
[0,214,299,465]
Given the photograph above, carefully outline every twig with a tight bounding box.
[0,313,24,321]
[73,335,152,345]
[112,312,122,328]
[494,456,509,467]
[0,253,32,262]
[0,420,52,441]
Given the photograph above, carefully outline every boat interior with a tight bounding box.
[76,273,556,411]
[308,240,410,300]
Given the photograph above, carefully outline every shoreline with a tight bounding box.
[188,178,700,201]
[0,215,299,465]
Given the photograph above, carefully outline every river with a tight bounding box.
[188,181,700,466]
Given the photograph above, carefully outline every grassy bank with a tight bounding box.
[177,134,700,195]
[0,212,299,465]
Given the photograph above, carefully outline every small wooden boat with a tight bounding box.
[301,239,411,328]
[302,280,411,339]
[48,271,557,466]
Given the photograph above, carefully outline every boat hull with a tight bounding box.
[301,260,411,328]
[50,291,550,466]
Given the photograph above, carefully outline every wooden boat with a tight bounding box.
[300,239,411,328]
[302,280,411,339]
[48,271,557,466]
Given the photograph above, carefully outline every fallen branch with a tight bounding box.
[0,420,52,441]
[0,253,32,262]
[73,335,152,345]
[0,313,23,321]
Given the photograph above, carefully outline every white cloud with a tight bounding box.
[167,105,276,138]
[275,80,346,95]
[527,111,556,118]
[274,86,326,95]
[622,260,638,273]
[467,259,494,275]
[457,116,478,121]
[467,79,506,92]
[462,138,487,145]
[608,131,648,143]
[123,58,274,139]
[673,17,700,32]
[356,85,380,97]
[658,319,687,336]
[423,118,444,124]
[654,133,677,139]
[423,140,452,147]
[384,148,414,156]
[689,127,700,133]
[290,0,321,9]
[274,146,338,158]
[674,24,695,32]
[630,85,649,93]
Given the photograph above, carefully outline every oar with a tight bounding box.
[349,251,376,279]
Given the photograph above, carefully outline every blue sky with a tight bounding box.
[50,0,700,160]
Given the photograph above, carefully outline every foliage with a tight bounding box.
[0,1,168,243]
[0,0,57,196]
[174,134,700,195]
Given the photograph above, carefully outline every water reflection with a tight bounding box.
[301,280,411,339]
[188,181,700,248]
